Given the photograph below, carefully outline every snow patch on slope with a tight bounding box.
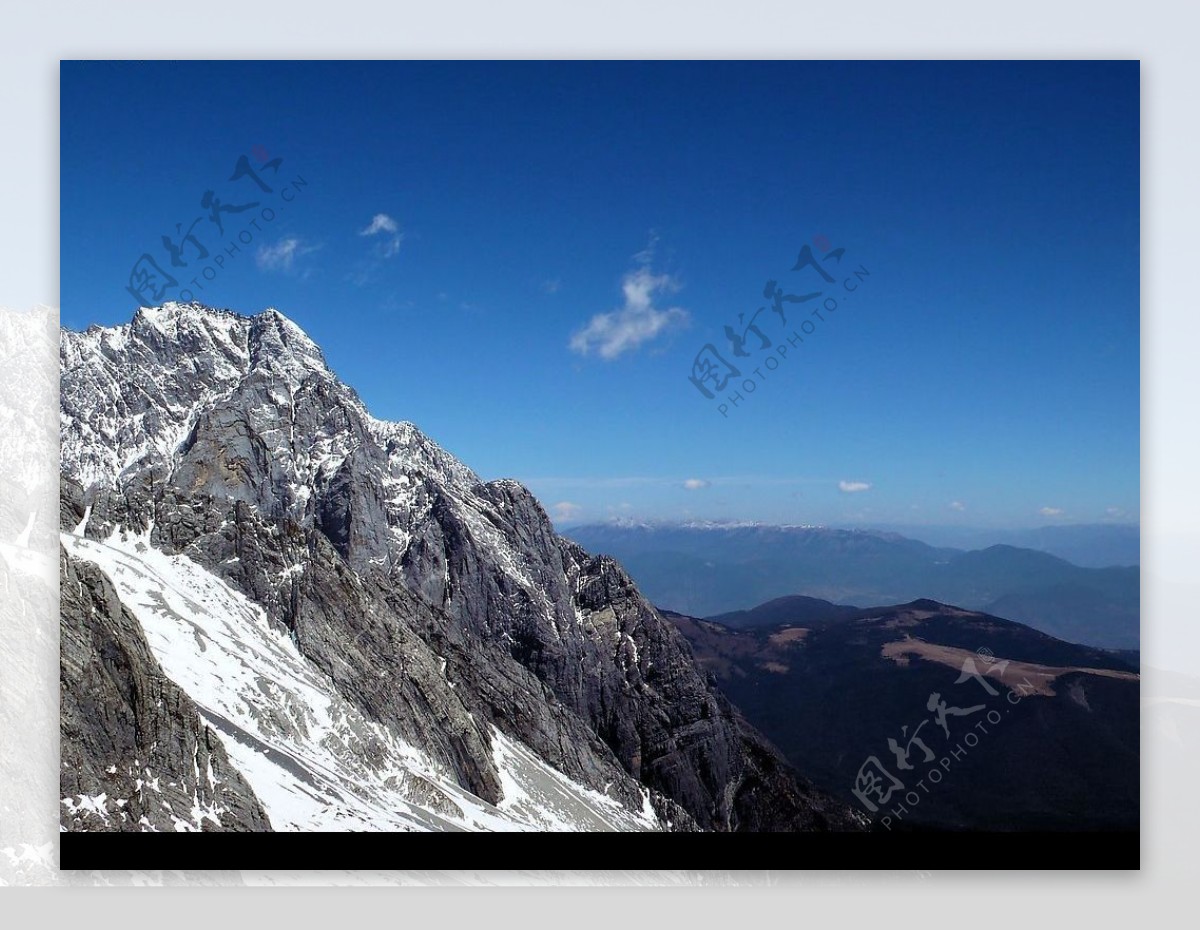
[491,728,656,831]
[61,527,658,832]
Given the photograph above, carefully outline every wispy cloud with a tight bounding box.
[551,501,583,522]
[361,213,398,236]
[1039,506,1065,517]
[632,232,660,266]
[359,212,403,258]
[949,501,967,512]
[569,259,689,360]
[838,480,872,493]
[683,478,711,490]
[541,278,562,295]
[256,237,320,273]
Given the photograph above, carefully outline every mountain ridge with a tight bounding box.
[60,302,860,833]
[567,522,1139,649]
[664,597,1139,830]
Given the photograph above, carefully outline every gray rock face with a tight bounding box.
[60,302,861,831]
[59,543,272,832]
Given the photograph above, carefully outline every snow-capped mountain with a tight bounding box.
[60,302,858,833]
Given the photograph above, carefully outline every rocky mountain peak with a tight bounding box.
[60,301,862,833]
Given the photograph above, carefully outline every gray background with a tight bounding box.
[0,0,1193,921]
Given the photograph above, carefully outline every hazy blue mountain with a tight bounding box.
[851,523,1139,568]
[567,523,1139,649]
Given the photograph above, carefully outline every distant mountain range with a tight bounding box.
[567,523,1139,650]
[851,523,1139,568]
[665,598,1140,831]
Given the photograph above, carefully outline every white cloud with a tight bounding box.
[551,501,583,522]
[256,237,319,272]
[360,213,398,236]
[1106,506,1126,517]
[949,501,967,512]
[569,266,689,360]
[359,213,403,258]
[1039,506,1065,517]
[683,478,711,490]
[541,278,562,294]
[838,480,871,493]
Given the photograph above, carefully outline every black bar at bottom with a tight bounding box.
[59,830,1140,872]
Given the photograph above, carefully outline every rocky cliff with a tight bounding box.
[60,303,859,832]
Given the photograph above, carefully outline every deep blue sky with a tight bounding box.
[61,61,1139,529]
